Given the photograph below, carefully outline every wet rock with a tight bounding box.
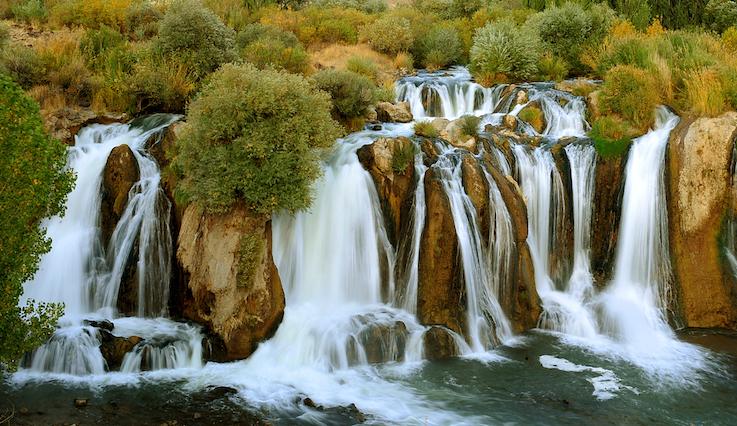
[100,145,140,247]
[420,138,439,166]
[431,118,450,135]
[354,321,408,364]
[586,90,601,122]
[555,79,598,97]
[357,137,416,247]
[84,319,114,331]
[461,155,490,236]
[590,153,627,284]
[366,106,378,122]
[375,101,413,123]
[502,114,517,131]
[442,118,477,152]
[368,124,382,131]
[668,113,737,329]
[98,330,143,371]
[423,326,459,360]
[515,90,528,105]
[303,397,320,409]
[417,168,465,335]
[178,204,285,360]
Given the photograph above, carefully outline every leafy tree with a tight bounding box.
[0,73,72,370]
[173,63,342,214]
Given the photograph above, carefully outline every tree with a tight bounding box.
[173,63,342,214]
[0,73,72,370]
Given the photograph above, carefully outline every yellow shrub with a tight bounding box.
[646,18,665,37]
[683,68,727,117]
[393,52,414,72]
[49,0,133,31]
[609,19,637,39]
[723,26,737,52]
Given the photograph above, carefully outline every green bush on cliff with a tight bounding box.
[312,68,378,120]
[600,65,661,131]
[155,0,236,79]
[361,15,414,55]
[173,63,342,214]
[0,73,71,370]
[470,20,541,85]
[415,25,463,70]
[236,24,309,74]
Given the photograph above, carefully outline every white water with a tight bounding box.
[20,116,202,376]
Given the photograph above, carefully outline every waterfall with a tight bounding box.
[396,157,427,314]
[433,147,513,350]
[20,115,203,376]
[395,67,504,119]
[599,108,679,348]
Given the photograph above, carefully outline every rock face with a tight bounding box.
[418,168,465,335]
[101,145,140,247]
[441,118,477,151]
[99,330,142,371]
[668,113,737,329]
[357,137,416,246]
[44,108,129,146]
[376,101,413,123]
[590,153,627,284]
[177,204,285,360]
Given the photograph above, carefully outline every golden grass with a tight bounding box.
[683,68,727,117]
[310,43,396,83]
[28,84,69,113]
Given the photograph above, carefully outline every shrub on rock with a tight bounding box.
[469,20,541,85]
[312,69,379,120]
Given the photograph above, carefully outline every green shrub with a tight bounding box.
[704,0,737,33]
[48,0,132,30]
[589,116,638,158]
[361,15,414,55]
[528,2,614,74]
[311,0,388,13]
[0,22,9,48]
[537,53,568,81]
[723,26,737,51]
[0,73,71,370]
[416,25,463,70]
[413,0,482,19]
[11,0,47,24]
[459,114,480,138]
[414,120,439,138]
[241,38,310,74]
[128,55,196,113]
[594,37,653,76]
[346,56,379,82]
[125,1,162,40]
[312,69,377,120]
[392,141,416,174]
[0,45,47,89]
[80,26,125,70]
[613,0,651,30]
[237,23,300,48]
[600,65,660,131]
[173,63,341,214]
[469,20,541,85]
[155,0,236,79]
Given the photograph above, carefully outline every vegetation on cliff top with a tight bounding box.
[0,73,70,370]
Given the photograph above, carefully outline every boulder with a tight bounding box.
[44,107,129,146]
[100,145,140,247]
[502,114,518,131]
[431,118,450,135]
[420,138,439,167]
[375,101,413,123]
[442,118,477,152]
[354,320,408,364]
[177,204,285,360]
[461,155,490,237]
[357,137,416,246]
[590,153,627,284]
[98,330,143,371]
[422,326,459,360]
[555,79,598,97]
[586,90,601,123]
[668,113,737,329]
[515,90,528,105]
[417,168,466,335]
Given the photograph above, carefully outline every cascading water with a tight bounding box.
[19,115,202,376]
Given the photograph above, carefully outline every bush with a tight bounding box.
[361,15,414,55]
[80,25,125,70]
[600,65,660,131]
[261,6,371,46]
[528,2,614,75]
[346,56,379,82]
[413,0,482,19]
[683,68,727,116]
[537,53,568,81]
[0,22,8,48]
[11,0,47,24]
[416,25,463,70]
[704,0,737,33]
[125,1,162,40]
[236,23,309,74]
[173,63,341,214]
[469,20,541,85]
[723,26,737,51]
[0,73,71,370]
[589,116,638,158]
[128,55,196,113]
[393,52,415,72]
[311,0,388,13]
[613,0,651,30]
[203,0,253,30]
[155,0,236,79]
[0,44,47,89]
[392,141,416,174]
[312,69,378,119]
[48,0,132,30]
[414,120,438,138]
[459,114,480,138]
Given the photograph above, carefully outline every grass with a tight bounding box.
[414,120,439,138]
[237,232,264,288]
[391,140,416,174]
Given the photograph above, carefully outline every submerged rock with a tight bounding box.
[98,330,143,371]
[376,101,413,123]
[423,326,459,360]
[177,204,285,360]
[668,113,737,329]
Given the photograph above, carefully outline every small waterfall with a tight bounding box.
[600,108,680,348]
[539,94,588,139]
[433,147,512,350]
[20,115,202,376]
[395,67,504,119]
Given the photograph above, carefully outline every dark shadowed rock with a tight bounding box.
[98,330,143,371]
[423,326,459,360]
[100,144,139,247]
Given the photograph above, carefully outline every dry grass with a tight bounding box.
[28,84,69,112]
[683,68,726,117]
[310,43,396,83]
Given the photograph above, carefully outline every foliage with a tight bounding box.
[155,0,236,80]
[528,2,614,75]
[173,63,341,214]
[237,232,264,288]
[414,120,439,138]
[80,25,125,70]
[537,53,568,81]
[612,0,651,30]
[589,116,637,158]
[0,44,47,89]
[312,68,378,120]
[346,56,379,82]
[415,25,463,70]
[0,22,8,48]
[391,141,416,174]
[261,5,372,46]
[683,68,728,116]
[311,0,388,13]
[0,74,71,370]
[600,65,660,131]
[237,24,309,74]
[361,15,414,55]
[128,54,196,113]
[704,0,737,33]
[48,0,133,30]
[11,0,47,24]
[723,26,737,51]
[459,114,480,138]
[518,105,545,132]
[413,0,483,19]
[125,0,162,40]
[394,52,415,72]
[469,19,541,85]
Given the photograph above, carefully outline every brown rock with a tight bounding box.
[177,204,285,360]
[423,326,459,360]
[417,168,465,335]
[668,113,737,329]
[101,145,140,247]
[461,155,489,237]
[99,330,143,371]
[586,90,601,123]
[590,153,627,284]
[502,114,518,131]
[515,90,528,105]
[555,79,598,97]
[45,107,129,146]
[442,118,478,152]
[375,101,413,123]
[357,137,416,247]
